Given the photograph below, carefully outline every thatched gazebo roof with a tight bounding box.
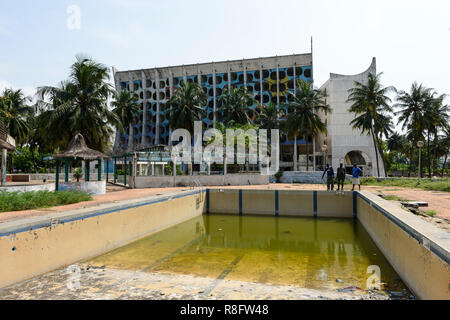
[53,133,109,160]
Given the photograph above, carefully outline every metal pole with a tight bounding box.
[418,148,422,180]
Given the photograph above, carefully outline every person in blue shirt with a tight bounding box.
[321,164,335,191]
[351,164,362,191]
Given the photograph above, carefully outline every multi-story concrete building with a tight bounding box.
[112,53,384,177]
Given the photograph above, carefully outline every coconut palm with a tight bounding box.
[282,80,330,172]
[387,132,406,153]
[35,55,119,152]
[347,73,394,177]
[439,127,450,176]
[0,88,34,146]
[111,89,141,149]
[394,83,440,177]
[217,87,256,126]
[166,82,207,134]
[256,102,283,131]
[423,93,449,177]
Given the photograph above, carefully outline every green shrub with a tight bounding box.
[0,190,92,213]
[360,178,450,192]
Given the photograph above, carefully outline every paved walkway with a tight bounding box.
[0,183,449,223]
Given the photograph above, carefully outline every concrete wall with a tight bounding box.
[318,58,385,177]
[134,174,269,188]
[356,191,450,300]
[207,189,354,218]
[59,181,106,195]
[280,171,352,184]
[0,184,55,193]
[0,189,205,289]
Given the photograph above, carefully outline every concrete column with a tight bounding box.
[155,70,160,145]
[259,62,263,105]
[227,63,231,92]
[213,63,216,128]
[276,64,280,108]
[224,155,227,175]
[207,162,211,176]
[162,164,165,176]
[168,69,174,140]
[152,162,155,176]
[293,63,297,171]
[243,63,247,87]
[128,72,134,149]
[141,71,147,146]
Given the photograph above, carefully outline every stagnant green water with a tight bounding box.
[88,214,410,294]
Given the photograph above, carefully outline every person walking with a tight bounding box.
[351,164,362,191]
[336,163,346,194]
[322,164,335,191]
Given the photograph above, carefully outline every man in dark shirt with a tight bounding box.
[336,163,346,193]
[322,164,334,191]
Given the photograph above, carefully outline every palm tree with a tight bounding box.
[387,132,406,153]
[111,89,141,149]
[347,73,394,177]
[166,82,206,134]
[0,88,34,146]
[36,55,119,152]
[217,87,256,126]
[282,80,330,172]
[439,127,450,176]
[395,83,437,177]
[423,93,449,177]
[256,102,283,131]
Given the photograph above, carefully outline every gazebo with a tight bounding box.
[52,133,109,191]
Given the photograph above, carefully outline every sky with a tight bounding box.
[0,0,449,109]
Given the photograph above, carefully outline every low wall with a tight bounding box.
[280,171,352,184]
[59,181,106,195]
[0,184,55,193]
[135,174,269,188]
[356,191,450,300]
[207,189,353,218]
[0,189,205,289]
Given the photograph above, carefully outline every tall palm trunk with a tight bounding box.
[376,134,388,177]
[442,154,448,177]
[306,132,309,172]
[427,131,431,178]
[370,127,380,177]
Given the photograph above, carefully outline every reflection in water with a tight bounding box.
[88,214,410,293]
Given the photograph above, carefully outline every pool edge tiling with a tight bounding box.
[0,188,449,300]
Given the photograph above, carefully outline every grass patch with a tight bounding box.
[0,190,93,213]
[383,195,412,202]
[361,177,450,192]
[424,210,437,217]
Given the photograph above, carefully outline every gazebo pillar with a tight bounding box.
[124,156,127,186]
[55,161,60,191]
[114,157,117,183]
[98,159,102,181]
[106,160,109,182]
[85,160,90,182]
[65,159,69,182]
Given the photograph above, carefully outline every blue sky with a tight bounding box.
[0,0,449,104]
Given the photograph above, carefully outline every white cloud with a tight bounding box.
[0,79,37,101]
